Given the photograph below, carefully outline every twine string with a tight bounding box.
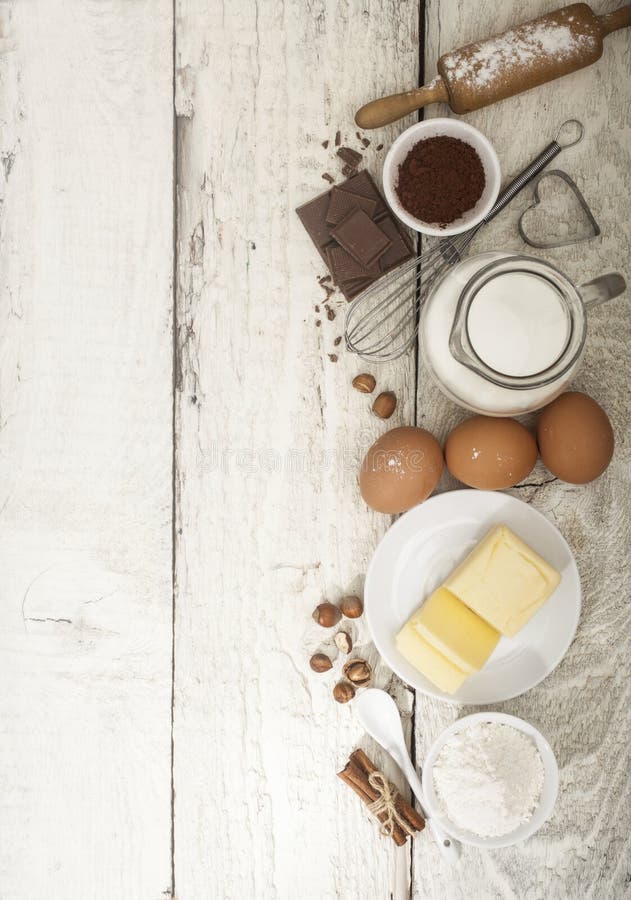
[366,771,415,837]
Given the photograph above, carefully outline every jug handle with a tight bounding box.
[579,273,626,309]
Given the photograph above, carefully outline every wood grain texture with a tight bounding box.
[173,1,419,897]
[412,2,631,897]
[2,1,628,897]
[0,3,174,898]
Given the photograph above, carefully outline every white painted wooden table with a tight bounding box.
[0,2,629,898]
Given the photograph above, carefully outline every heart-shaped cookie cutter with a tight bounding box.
[518,169,600,249]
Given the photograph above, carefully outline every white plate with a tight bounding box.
[422,712,559,848]
[364,490,581,704]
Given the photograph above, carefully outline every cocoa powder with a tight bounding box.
[395,136,485,226]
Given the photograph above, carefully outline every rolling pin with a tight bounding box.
[355,2,631,128]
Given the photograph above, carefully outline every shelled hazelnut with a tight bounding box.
[334,631,353,654]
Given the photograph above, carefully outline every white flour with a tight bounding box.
[432,722,545,837]
[441,17,599,90]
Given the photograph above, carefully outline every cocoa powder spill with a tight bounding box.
[395,136,485,226]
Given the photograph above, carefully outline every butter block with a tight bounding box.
[443,524,561,637]
[410,587,500,673]
[396,622,468,694]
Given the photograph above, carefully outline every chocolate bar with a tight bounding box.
[296,171,413,300]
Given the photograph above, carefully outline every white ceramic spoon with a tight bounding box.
[355,688,461,865]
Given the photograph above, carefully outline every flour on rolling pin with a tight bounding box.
[439,5,602,113]
[356,3,630,129]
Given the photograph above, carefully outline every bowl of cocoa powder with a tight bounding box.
[383,118,501,237]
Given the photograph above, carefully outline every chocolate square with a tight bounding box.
[343,276,374,299]
[377,216,415,271]
[327,245,381,283]
[296,191,330,248]
[326,188,377,226]
[337,170,387,214]
[331,208,391,268]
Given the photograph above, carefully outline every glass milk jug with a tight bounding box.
[420,252,626,416]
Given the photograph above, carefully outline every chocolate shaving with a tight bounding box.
[361,138,370,148]
[322,139,329,149]
[318,279,336,300]
[322,172,335,184]
[335,130,341,146]
[328,353,338,362]
[334,336,342,346]
[337,147,363,168]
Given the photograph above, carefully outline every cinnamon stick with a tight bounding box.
[350,749,425,833]
[337,762,407,846]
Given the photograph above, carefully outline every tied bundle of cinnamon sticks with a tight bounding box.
[337,748,425,846]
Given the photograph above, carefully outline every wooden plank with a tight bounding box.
[414,1,631,895]
[0,3,174,898]
[173,1,420,896]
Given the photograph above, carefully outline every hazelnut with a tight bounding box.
[333,681,356,704]
[372,391,397,419]
[309,652,333,673]
[312,602,342,628]
[353,373,376,394]
[334,631,353,654]
[339,595,363,619]
[343,659,372,687]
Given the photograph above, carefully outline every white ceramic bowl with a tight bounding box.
[383,118,501,236]
[422,712,559,849]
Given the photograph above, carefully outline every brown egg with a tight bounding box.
[445,416,537,490]
[537,391,614,484]
[360,426,443,513]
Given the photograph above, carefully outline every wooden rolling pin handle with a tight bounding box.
[598,3,631,36]
[355,78,449,129]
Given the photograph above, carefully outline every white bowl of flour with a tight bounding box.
[422,712,559,848]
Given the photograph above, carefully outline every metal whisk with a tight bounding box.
[345,119,584,363]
